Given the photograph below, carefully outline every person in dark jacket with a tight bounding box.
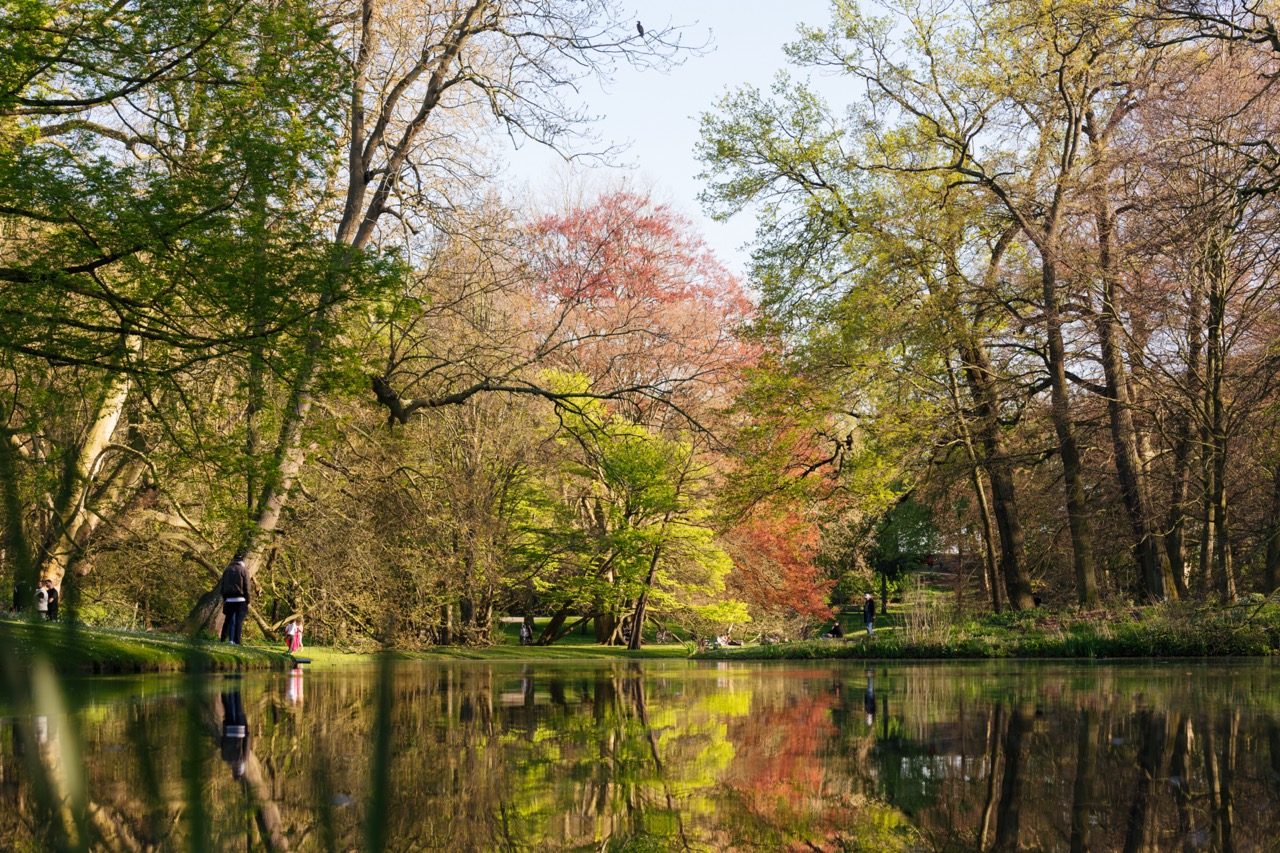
[219,557,250,644]
[45,580,59,621]
[863,593,876,637]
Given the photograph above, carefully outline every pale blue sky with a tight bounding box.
[501,0,839,278]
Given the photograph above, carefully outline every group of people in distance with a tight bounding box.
[218,555,302,652]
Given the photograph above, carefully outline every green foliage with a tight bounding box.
[870,497,938,580]
[514,375,746,641]
[707,603,1280,660]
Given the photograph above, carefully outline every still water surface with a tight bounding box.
[3,659,1279,851]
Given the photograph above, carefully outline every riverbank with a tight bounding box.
[0,617,292,674]
[0,617,692,675]
[7,600,1275,674]
[700,602,1280,660]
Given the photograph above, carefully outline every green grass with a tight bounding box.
[0,615,292,674]
[0,615,693,675]
[702,602,1280,661]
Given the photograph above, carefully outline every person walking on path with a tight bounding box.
[863,593,876,637]
[219,557,251,644]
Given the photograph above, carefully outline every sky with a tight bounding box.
[499,0,839,278]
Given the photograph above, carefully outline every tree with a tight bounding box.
[1,0,350,608]
[185,0,695,631]
[698,66,1040,609]
[721,506,834,628]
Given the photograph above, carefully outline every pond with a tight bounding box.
[2,659,1278,851]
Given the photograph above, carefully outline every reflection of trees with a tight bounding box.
[4,663,1280,850]
[992,707,1031,851]
[1122,710,1165,853]
[826,665,1280,853]
[1069,707,1097,853]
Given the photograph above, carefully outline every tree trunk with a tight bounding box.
[1042,255,1099,608]
[1198,455,1216,596]
[1205,249,1236,603]
[1093,196,1174,601]
[628,543,664,650]
[1166,293,1203,596]
[0,433,37,609]
[594,610,617,645]
[948,358,1003,614]
[1265,464,1280,594]
[958,337,1029,608]
[39,335,140,591]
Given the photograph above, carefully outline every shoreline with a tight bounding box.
[5,602,1277,675]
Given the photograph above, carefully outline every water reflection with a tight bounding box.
[1,661,1279,850]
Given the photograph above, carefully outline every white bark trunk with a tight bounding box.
[40,336,139,588]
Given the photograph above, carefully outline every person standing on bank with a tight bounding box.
[34,581,48,620]
[45,580,59,621]
[219,556,251,644]
[863,593,876,637]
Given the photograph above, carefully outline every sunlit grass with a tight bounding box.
[0,615,290,674]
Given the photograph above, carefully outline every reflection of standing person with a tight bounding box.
[46,581,59,621]
[863,593,876,637]
[219,557,250,644]
[219,688,250,779]
[864,669,876,726]
[286,666,304,706]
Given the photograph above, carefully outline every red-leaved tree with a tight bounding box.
[526,190,757,427]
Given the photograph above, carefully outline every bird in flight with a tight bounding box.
[636,21,645,37]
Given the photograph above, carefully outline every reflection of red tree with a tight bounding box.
[724,509,834,620]
[723,689,839,816]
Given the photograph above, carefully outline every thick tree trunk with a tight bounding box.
[1042,256,1099,607]
[1265,464,1280,594]
[0,433,38,608]
[628,543,663,650]
[39,336,139,591]
[1094,203,1174,601]
[1199,454,1216,595]
[593,610,618,645]
[962,341,1031,610]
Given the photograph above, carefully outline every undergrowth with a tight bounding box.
[707,602,1280,661]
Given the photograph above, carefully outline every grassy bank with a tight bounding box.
[702,602,1280,661]
[0,616,693,675]
[0,616,292,674]
[18,601,1270,673]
